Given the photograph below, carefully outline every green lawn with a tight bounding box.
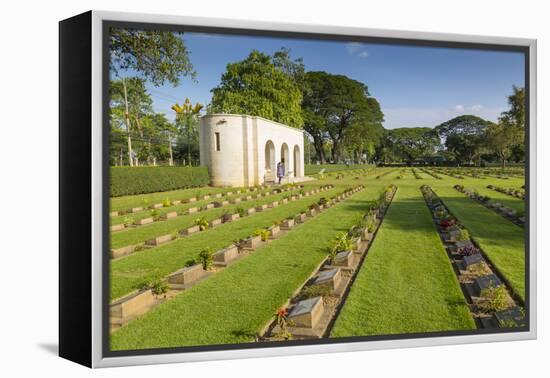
[108,167,526,348]
[331,184,475,337]
[111,182,386,350]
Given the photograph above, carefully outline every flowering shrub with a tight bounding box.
[458,243,478,256]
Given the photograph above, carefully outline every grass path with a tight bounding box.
[110,184,386,350]
[331,184,475,337]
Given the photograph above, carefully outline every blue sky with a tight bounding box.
[122,31,525,129]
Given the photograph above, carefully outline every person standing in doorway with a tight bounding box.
[277,159,285,184]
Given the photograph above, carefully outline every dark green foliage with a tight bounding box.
[110,166,210,196]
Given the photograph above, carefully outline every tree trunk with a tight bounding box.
[122,78,134,167]
[168,135,174,166]
[331,140,339,163]
[187,117,192,166]
[312,136,325,164]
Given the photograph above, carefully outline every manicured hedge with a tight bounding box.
[110,166,210,197]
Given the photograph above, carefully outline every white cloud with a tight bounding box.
[471,104,484,111]
[346,42,369,58]
[454,104,465,112]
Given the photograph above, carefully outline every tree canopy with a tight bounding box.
[381,127,439,163]
[110,28,195,86]
[302,71,384,163]
[209,50,304,128]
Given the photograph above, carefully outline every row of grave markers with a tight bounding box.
[454,185,525,227]
[262,185,398,340]
[110,185,306,232]
[109,185,364,331]
[421,185,526,329]
[110,184,333,259]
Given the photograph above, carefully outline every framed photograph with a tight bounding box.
[59,10,537,368]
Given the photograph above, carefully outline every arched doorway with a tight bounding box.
[293,145,301,177]
[280,143,289,175]
[265,140,276,173]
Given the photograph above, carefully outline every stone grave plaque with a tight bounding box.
[110,211,119,217]
[244,235,262,249]
[130,207,143,213]
[205,203,215,209]
[213,245,239,266]
[295,213,306,223]
[135,217,154,225]
[181,225,200,235]
[333,250,352,267]
[172,200,181,205]
[152,203,163,209]
[255,204,267,211]
[287,296,324,328]
[494,307,526,328]
[313,268,342,291]
[146,233,173,246]
[475,274,503,294]
[161,211,178,220]
[202,195,210,200]
[269,225,280,237]
[111,224,125,232]
[247,207,256,215]
[168,264,204,285]
[110,245,137,259]
[215,193,222,198]
[281,219,295,229]
[188,197,197,203]
[463,253,484,268]
[187,207,198,214]
[210,218,222,227]
[110,290,155,321]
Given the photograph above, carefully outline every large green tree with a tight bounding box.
[433,115,493,165]
[383,127,439,163]
[499,86,526,163]
[302,71,383,163]
[109,28,195,166]
[209,50,303,128]
[485,122,523,169]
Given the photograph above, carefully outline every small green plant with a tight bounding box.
[457,228,470,242]
[194,217,209,231]
[162,198,172,207]
[150,279,169,296]
[478,285,510,312]
[123,216,135,226]
[297,285,332,301]
[236,206,246,217]
[150,209,160,221]
[184,258,196,267]
[254,229,270,241]
[197,248,213,270]
[330,232,353,258]
[318,197,327,206]
[136,279,168,296]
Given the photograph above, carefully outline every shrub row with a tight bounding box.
[110,166,210,197]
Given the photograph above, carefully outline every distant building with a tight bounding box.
[199,114,305,187]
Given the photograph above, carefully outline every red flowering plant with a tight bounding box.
[272,307,294,340]
[439,218,456,230]
[458,243,478,256]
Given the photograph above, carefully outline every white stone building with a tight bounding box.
[199,114,305,187]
